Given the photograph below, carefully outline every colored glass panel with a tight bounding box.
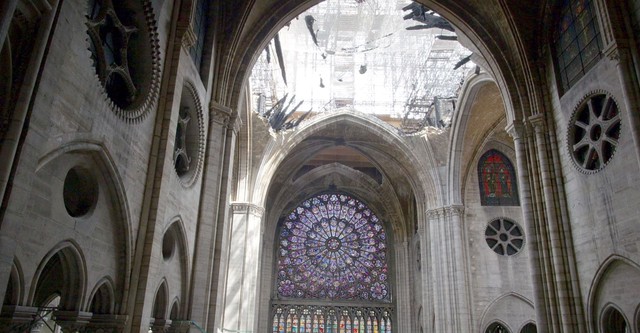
[553,0,602,92]
[478,150,520,206]
[276,193,390,301]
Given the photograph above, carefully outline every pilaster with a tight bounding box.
[528,114,586,332]
[188,101,235,328]
[218,202,264,332]
[425,205,470,332]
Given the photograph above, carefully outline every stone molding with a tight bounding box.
[528,113,547,133]
[0,305,38,332]
[53,310,93,332]
[167,320,193,333]
[181,24,197,49]
[83,314,128,332]
[229,115,243,134]
[505,121,529,141]
[425,205,464,219]
[209,101,233,125]
[150,318,172,332]
[231,202,265,217]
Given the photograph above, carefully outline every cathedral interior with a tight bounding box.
[0,0,639,332]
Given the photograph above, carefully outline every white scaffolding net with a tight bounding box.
[249,0,477,132]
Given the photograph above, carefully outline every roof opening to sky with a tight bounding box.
[249,0,478,133]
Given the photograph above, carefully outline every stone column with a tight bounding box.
[0,0,17,48]
[529,114,585,332]
[418,217,433,333]
[427,205,471,333]
[507,122,550,332]
[210,114,242,331]
[217,203,264,333]
[187,102,233,328]
[394,241,411,333]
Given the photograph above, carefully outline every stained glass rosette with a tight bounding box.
[276,193,390,302]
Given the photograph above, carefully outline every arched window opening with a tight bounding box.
[486,322,510,333]
[552,0,602,93]
[272,192,393,332]
[602,307,629,333]
[477,149,519,206]
[189,0,210,76]
[520,323,537,333]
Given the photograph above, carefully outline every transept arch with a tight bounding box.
[252,110,440,212]
[214,0,542,130]
[447,72,497,204]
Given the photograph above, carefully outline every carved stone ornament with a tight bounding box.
[86,0,161,121]
[567,91,621,174]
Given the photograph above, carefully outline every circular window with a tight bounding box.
[63,167,98,217]
[162,228,175,260]
[173,84,204,187]
[485,218,524,256]
[568,92,621,173]
[86,0,160,120]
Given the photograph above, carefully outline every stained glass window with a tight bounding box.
[276,193,390,302]
[477,150,519,206]
[190,0,210,76]
[553,0,602,93]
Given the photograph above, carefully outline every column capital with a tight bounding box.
[528,113,547,134]
[426,205,464,219]
[425,207,444,219]
[209,101,233,126]
[505,121,527,141]
[231,202,265,217]
[229,115,243,134]
[445,205,465,217]
[181,25,197,49]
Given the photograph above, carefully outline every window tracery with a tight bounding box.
[276,193,390,302]
[552,0,602,92]
[273,192,393,332]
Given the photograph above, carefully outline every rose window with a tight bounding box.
[86,0,160,119]
[568,93,621,173]
[484,218,524,256]
[276,193,390,302]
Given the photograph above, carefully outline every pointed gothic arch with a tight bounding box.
[29,241,87,310]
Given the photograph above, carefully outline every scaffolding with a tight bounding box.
[249,0,476,132]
